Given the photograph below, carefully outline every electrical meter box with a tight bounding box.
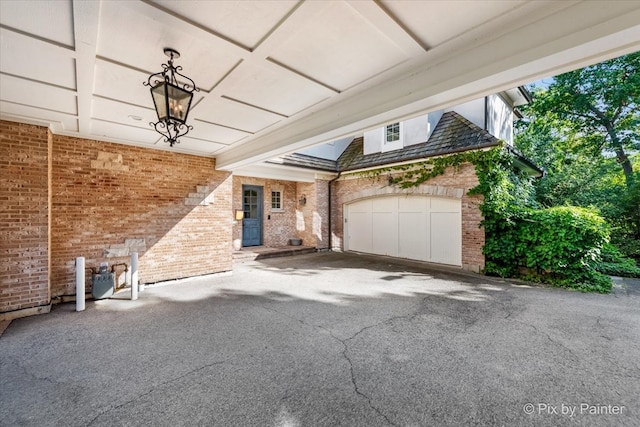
[92,265,115,300]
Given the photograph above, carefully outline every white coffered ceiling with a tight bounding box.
[1,1,639,170]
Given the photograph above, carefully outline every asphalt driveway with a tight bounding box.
[1,252,638,426]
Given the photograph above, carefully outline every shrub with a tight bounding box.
[484,206,612,293]
[595,243,640,278]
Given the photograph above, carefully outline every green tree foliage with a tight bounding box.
[470,150,612,293]
[516,52,640,261]
[524,52,639,186]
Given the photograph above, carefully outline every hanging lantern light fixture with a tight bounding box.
[144,48,199,147]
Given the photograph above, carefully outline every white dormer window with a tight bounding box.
[385,122,400,143]
[380,121,403,152]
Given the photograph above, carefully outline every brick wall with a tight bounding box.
[1,119,234,314]
[51,135,232,296]
[332,162,485,272]
[0,121,52,312]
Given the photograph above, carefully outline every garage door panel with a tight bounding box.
[349,199,372,213]
[430,197,461,213]
[371,197,395,212]
[398,196,426,213]
[372,212,397,256]
[348,211,372,253]
[430,212,461,265]
[398,211,427,260]
[346,196,461,266]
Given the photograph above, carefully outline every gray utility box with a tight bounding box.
[92,271,115,300]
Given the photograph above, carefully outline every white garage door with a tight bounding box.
[345,196,461,266]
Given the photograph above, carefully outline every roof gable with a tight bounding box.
[337,111,500,171]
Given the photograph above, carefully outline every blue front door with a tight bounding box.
[242,185,263,247]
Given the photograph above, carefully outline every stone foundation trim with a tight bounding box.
[341,185,465,205]
[0,304,51,321]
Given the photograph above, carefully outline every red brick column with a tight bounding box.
[1,121,52,314]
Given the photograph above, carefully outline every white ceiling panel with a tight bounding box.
[93,60,153,108]
[222,61,334,117]
[0,0,74,47]
[165,136,228,155]
[0,29,76,89]
[189,120,250,145]
[91,97,156,130]
[0,74,76,114]
[192,97,282,134]
[270,1,410,91]
[150,0,299,50]
[97,1,242,91]
[379,0,527,48]
[90,120,160,145]
[0,101,78,132]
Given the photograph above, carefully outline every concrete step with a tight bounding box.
[233,246,316,263]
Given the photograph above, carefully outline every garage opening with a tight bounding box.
[344,196,461,266]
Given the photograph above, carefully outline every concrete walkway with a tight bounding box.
[612,275,640,297]
[1,252,638,426]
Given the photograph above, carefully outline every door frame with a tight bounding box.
[241,185,263,247]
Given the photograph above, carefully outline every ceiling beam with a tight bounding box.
[216,1,640,170]
[72,0,101,134]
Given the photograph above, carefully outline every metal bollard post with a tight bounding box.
[131,252,138,301]
[76,257,85,311]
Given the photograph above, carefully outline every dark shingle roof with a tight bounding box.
[267,152,338,171]
[267,111,542,176]
[337,111,500,171]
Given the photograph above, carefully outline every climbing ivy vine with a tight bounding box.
[355,145,612,293]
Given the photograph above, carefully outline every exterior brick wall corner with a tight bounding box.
[1,119,234,314]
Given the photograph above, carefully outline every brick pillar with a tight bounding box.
[0,121,52,316]
[314,179,330,250]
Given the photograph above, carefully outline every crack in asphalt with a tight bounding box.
[14,360,60,386]
[511,319,580,361]
[253,302,411,426]
[509,317,640,380]
[486,289,517,320]
[86,359,227,426]
[340,331,398,427]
